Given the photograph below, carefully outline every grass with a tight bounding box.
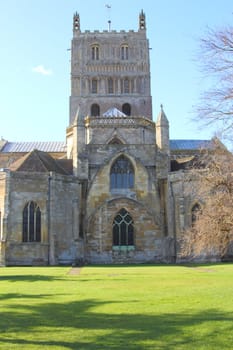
[0,264,233,349]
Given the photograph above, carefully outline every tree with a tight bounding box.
[180,24,233,261]
[181,141,233,260]
[196,26,233,143]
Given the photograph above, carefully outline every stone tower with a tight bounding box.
[69,10,152,124]
[65,10,174,264]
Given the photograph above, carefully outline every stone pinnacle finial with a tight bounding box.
[73,12,80,33]
[139,10,146,30]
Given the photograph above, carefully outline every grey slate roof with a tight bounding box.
[1,141,66,153]
[170,139,212,151]
[1,139,212,153]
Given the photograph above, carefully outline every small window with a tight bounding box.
[121,45,129,60]
[22,201,41,242]
[191,203,201,224]
[92,45,99,60]
[110,155,134,189]
[113,208,134,246]
[122,103,131,116]
[108,78,114,94]
[91,104,100,116]
[91,79,98,93]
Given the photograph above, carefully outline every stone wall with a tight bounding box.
[3,171,83,266]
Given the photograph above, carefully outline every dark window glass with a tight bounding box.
[91,104,100,116]
[122,103,131,116]
[110,155,134,189]
[92,45,99,60]
[112,208,134,246]
[22,201,41,242]
[121,45,129,60]
[191,203,201,224]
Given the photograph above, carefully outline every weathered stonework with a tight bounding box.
[0,11,223,266]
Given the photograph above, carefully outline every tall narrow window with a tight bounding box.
[91,104,100,116]
[113,208,134,246]
[121,78,130,94]
[191,203,201,224]
[22,201,41,242]
[92,45,99,60]
[91,79,98,93]
[121,45,129,60]
[122,103,131,116]
[108,78,114,94]
[110,155,134,189]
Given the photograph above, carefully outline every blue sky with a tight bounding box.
[0,0,232,142]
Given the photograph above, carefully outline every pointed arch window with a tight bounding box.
[121,45,129,60]
[22,201,41,242]
[113,208,134,246]
[110,155,134,189]
[122,103,131,116]
[91,45,99,60]
[91,104,100,116]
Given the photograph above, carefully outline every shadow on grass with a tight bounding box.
[0,298,232,349]
[0,293,52,301]
[0,274,64,282]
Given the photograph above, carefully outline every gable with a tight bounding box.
[9,149,70,175]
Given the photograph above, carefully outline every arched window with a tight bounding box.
[91,45,99,60]
[110,155,134,189]
[22,201,41,242]
[122,103,131,116]
[91,104,100,116]
[191,203,201,224]
[113,208,134,246]
[121,45,129,60]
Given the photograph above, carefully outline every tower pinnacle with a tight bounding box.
[73,12,80,33]
[139,10,146,30]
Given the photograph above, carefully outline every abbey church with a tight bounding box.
[0,11,214,265]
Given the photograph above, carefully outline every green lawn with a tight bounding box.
[0,264,233,350]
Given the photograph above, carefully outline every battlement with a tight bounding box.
[82,29,135,34]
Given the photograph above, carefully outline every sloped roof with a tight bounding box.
[1,141,66,153]
[9,149,70,174]
[1,139,214,154]
[170,139,213,151]
[103,108,126,117]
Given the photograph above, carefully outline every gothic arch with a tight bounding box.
[108,137,124,145]
[110,155,134,190]
[112,208,134,246]
[22,201,41,242]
